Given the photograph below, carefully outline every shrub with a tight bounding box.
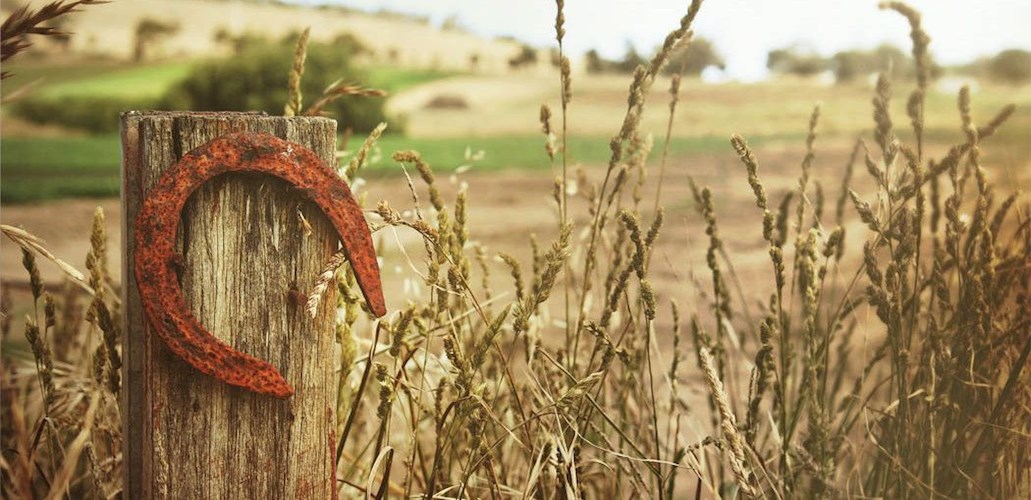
[132,17,179,62]
[423,94,468,109]
[161,40,396,134]
[767,46,830,77]
[662,36,724,76]
[584,48,607,73]
[507,43,538,69]
[988,48,1031,84]
[9,95,155,133]
[831,44,911,83]
[830,44,946,84]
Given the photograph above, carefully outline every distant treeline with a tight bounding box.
[584,38,1031,84]
[584,38,724,76]
[765,44,1030,84]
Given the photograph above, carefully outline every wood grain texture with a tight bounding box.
[121,112,339,499]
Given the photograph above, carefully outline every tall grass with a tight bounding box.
[2,1,1027,498]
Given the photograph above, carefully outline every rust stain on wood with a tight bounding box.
[133,132,386,398]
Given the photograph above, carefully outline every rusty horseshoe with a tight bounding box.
[134,132,386,399]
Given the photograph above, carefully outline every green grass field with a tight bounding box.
[36,62,196,100]
[3,60,195,100]
[0,60,468,202]
[3,59,1028,204]
[2,59,452,102]
[1,132,801,203]
[366,67,456,92]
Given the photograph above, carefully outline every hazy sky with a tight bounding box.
[292,0,1031,81]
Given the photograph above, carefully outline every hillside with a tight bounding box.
[4,0,527,73]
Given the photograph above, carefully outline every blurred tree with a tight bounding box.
[549,47,562,69]
[212,28,263,55]
[582,41,688,75]
[831,44,941,83]
[613,42,646,73]
[988,49,1031,84]
[332,32,368,56]
[584,49,607,74]
[767,46,829,77]
[832,50,868,83]
[871,44,911,73]
[440,14,465,31]
[47,14,73,52]
[133,18,179,62]
[213,27,234,50]
[162,41,394,133]
[832,45,904,83]
[508,44,537,70]
[663,37,724,76]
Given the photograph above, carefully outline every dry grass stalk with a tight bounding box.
[306,80,388,117]
[283,26,310,117]
[2,225,87,284]
[1,0,107,76]
[572,0,706,364]
[698,347,754,495]
[345,122,388,180]
[307,250,349,319]
[653,70,683,215]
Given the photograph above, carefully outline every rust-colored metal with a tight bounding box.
[134,132,386,398]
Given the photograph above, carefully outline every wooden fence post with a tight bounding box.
[120,112,340,498]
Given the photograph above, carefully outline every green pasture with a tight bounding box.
[3,60,194,100]
[2,60,452,102]
[366,67,456,92]
[4,101,1028,203]
[36,62,196,100]
[2,58,1028,204]
[1,133,803,203]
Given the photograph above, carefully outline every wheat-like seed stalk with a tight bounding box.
[732,134,779,245]
[647,0,704,79]
[1,0,107,75]
[283,27,310,117]
[698,346,754,496]
[393,150,444,211]
[746,316,775,445]
[652,70,683,215]
[305,79,387,117]
[84,205,109,406]
[836,138,862,225]
[879,2,931,90]
[794,105,821,235]
[513,225,570,335]
[873,74,897,168]
[498,253,525,302]
[307,251,348,319]
[539,104,556,161]
[344,121,387,181]
[3,224,87,284]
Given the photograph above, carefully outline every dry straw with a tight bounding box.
[698,347,754,496]
[1,0,107,76]
[283,27,310,117]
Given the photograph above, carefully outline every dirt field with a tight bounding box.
[4,73,1028,345]
[1,141,873,343]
